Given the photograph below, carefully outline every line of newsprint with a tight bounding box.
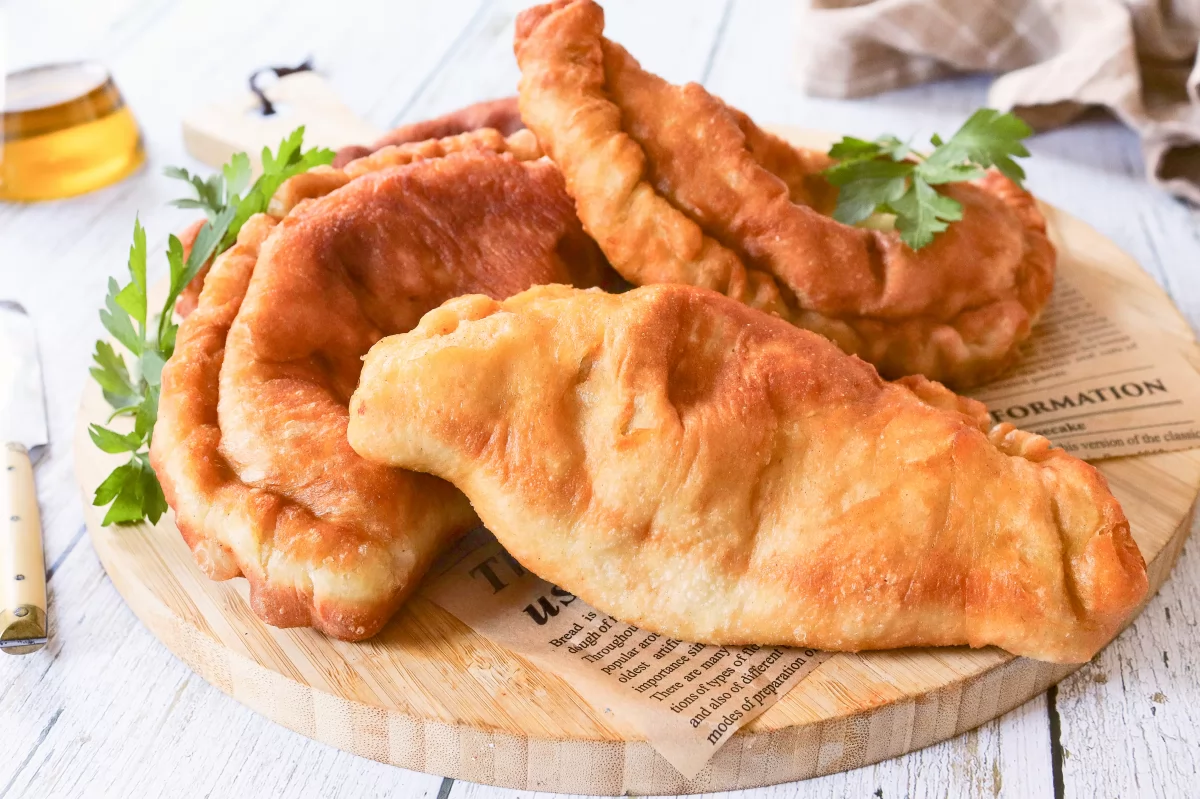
[424,529,829,779]
[971,270,1200,459]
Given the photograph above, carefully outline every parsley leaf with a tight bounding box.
[890,178,963,250]
[165,126,334,251]
[91,127,333,526]
[97,454,167,526]
[825,159,912,226]
[222,152,252,199]
[90,341,139,409]
[88,424,143,454]
[100,277,140,354]
[113,220,148,327]
[828,136,883,161]
[823,108,1032,250]
[926,108,1032,184]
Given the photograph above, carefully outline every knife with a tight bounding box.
[0,301,49,655]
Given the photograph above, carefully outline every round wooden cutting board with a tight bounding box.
[75,129,1200,796]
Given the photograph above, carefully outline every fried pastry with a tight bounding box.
[152,151,609,640]
[514,0,1056,388]
[271,126,542,217]
[173,218,208,318]
[332,96,524,167]
[348,284,1146,662]
[179,125,542,319]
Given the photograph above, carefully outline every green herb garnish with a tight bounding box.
[90,127,333,526]
[823,109,1033,250]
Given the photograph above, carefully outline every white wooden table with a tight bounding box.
[2,1,1198,797]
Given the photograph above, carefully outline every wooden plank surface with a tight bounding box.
[2,0,1198,797]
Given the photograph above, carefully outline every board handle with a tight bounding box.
[182,71,383,171]
[1,443,47,655]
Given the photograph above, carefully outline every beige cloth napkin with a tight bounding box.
[795,0,1200,201]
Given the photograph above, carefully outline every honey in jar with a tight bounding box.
[1,62,145,201]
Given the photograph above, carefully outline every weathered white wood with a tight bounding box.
[2,0,1198,797]
[393,0,732,128]
[1056,531,1200,799]
[0,538,444,798]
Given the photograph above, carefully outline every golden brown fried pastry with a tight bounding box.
[514,0,1056,388]
[332,96,524,167]
[173,219,209,318]
[272,127,542,217]
[177,127,543,319]
[152,151,610,640]
[348,284,1146,662]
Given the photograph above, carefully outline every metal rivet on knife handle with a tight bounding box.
[2,441,48,655]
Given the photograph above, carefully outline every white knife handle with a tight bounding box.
[1,442,47,654]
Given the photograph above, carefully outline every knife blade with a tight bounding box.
[0,300,49,654]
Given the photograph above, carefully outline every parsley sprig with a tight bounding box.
[823,109,1033,250]
[90,127,333,526]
